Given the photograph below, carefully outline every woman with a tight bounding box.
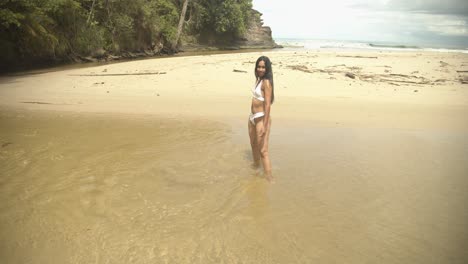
[248,56,274,180]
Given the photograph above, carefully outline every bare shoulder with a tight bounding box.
[262,79,272,89]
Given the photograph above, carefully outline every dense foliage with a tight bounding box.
[189,0,252,43]
[0,0,254,71]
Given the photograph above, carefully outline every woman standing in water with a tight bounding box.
[248,56,274,180]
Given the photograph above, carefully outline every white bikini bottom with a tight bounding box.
[249,112,265,125]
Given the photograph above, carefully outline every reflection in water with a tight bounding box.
[0,110,467,263]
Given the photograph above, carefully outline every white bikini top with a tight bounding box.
[252,79,264,101]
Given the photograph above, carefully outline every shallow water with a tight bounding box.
[0,110,467,263]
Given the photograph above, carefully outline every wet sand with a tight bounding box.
[1,51,468,263]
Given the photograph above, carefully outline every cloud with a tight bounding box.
[347,0,468,16]
[424,16,468,37]
[346,0,468,38]
[252,0,468,47]
[386,0,468,16]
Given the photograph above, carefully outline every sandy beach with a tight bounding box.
[1,50,468,263]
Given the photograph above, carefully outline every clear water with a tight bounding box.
[1,110,467,263]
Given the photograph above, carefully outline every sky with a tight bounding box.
[252,0,468,48]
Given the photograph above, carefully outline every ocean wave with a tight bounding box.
[275,38,468,54]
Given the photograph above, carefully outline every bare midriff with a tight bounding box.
[251,98,264,115]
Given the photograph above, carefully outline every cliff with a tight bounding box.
[180,9,280,51]
[235,10,280,49]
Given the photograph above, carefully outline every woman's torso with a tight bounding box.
[251,79,264,113]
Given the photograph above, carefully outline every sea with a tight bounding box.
[274,38,468,54]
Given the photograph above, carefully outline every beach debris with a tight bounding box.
[283,62,447,86]
[20,101,53,104]
[336,55,378,59]
[439,61,449,67]
[20,101,73,106]
[1,142,12,148]
[288,65,306,72]
[345,72,356,79]
[286,65,313,73]
[102,69,107,72]
[459,76,468,84]
[233,69,247,73]
[414,89,418,92]
[106,91,109,93]
[359,73,431,85]
[157,94,160,96]
[346,66,362,71]
[70,72,166,76]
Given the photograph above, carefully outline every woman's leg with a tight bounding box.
[256,118,272,179]
[248,118,261,167]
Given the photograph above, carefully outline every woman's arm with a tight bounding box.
[262,79,272,135]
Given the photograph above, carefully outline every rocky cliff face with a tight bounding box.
[181,9,280,51]
[236,9,280,49]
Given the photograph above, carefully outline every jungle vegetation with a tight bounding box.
[0,0,254,71]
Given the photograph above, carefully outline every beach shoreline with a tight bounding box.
[1,50,467,129]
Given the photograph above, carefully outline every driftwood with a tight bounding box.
[286,65,329,74]
[21,101,53,104]
[379,78,430,85]
[359,73,431,85]
[337,55,378,59]
[233,69,247,73]
[287,65,313,73]
[345,72,355,79]
[284,63,449,85]
[20,101,72,105]
[439,61,449,67]
[69,72,166,76]
[1,142,12,148]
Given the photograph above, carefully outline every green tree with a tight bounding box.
[0,0,257,71]
[188,0,252,44]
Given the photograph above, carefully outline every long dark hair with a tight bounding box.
[254,56,274,104]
